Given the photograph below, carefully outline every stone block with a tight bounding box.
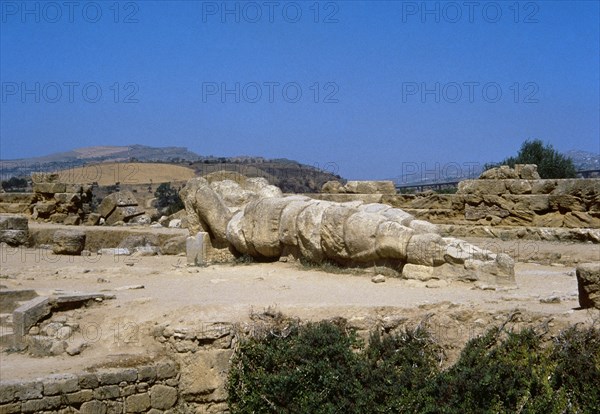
[0,402,21,413]
[149,385,177,410]
[0,193,35,204]
[160,236,187,255]
[98,369,138,385]
[125,393,150,413]
[14,381,43,400]
[479,165,518,179]
[457,180,506,195]
[53,230,86,255]
[464,204,509,221]
[54,193,80,204]
[533,212,564,228]
[0,289,37,312]
[186,232,209,266]
[21,396,61,412]
[84,213,101,226]
[156,361,178,379]
[0,230,28,246]
[137,366,157,383]
[33,183,66,194]
[26,335,66,356]
[93,385,120,400]
[527,195,550,212]
[78,373,99,389]
[343,180,396,194]
[42,374,80,396]
[506,180,533,195]
[0,215,28,231]
[106,206,144,225]
[179,351,231,402]
[531,179,557,194]
[65,389,94,404]
[402,264,435,281]
[50,213,69,223]
[0,382,18,404]
[31,172,59,183]
[98,191,138,218]
[65,184,84,193]
[121,385,137,397]
[563,212,597,228]
[0,203,31,214]
[514,164,540,180]
[576,263,600,309]
[81,400,108,414]
[63,215,81,225]
[12,296,50,344]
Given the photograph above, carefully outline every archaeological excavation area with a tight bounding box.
[0,166,599,413]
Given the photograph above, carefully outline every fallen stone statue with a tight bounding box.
[181,173,515,286]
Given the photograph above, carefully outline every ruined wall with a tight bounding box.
[316,178,600,230]
[0,361,180,413]
[0,173,97,225]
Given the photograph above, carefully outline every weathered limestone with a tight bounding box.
[0,214,28,246]
[0,362,179,413]
[322,180,397,194]
[315,168,598,234]
[0,289,37,311]
[98,191,145,225]
[29,173,94,225]
[576,262,600,309]
[12,296,51,345]
[186,232,209,266]
[52,229,86,255]
[181,175,515,285]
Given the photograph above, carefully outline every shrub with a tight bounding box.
[1,176,27,191]
[228,320,600,413]
[488,139,577,179]
[228,320,363,413]
[154,182,184,215]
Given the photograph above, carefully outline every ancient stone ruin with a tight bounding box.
[181,174,515,286]
[97,190,145,225]
[319,164,600,242]
[0,215,28,247]
[0,173,96,226]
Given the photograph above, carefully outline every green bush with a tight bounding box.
[1,176,28,191]
[228,320,600,414]
[228,320,364,413]
[154,182,184,215]
[488,139,577,179]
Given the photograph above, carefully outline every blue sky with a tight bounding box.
[1,0,599,179]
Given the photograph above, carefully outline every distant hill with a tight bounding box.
[565,150,600,171]
[0,145,343,193]
[0,145,201,179]
[57,162,196,186]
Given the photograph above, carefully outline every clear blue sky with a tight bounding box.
[1,0,599,179]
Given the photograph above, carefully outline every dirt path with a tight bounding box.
[1,240,599,380]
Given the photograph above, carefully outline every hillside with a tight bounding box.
[565,149,600,171]
[1,145,343,193]
[57,162,196,186]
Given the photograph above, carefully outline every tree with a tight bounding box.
[494,139,576,179]
[1,177,28,191]
[154,182,184,215]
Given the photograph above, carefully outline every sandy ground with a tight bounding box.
[1,238,599,380]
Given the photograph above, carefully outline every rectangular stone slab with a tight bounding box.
[0,289,38,312]
[12,296,51,344]
[98,191,139,218]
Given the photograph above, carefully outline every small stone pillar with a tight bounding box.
[186,232,209,266]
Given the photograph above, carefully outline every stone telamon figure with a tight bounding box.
[181,173,514,286]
